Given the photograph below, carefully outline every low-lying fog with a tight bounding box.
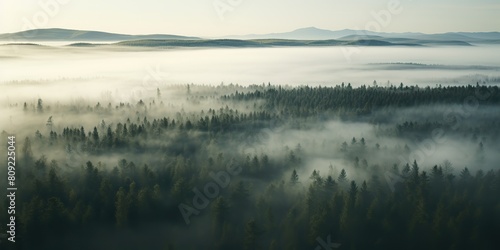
[1,44,499,179]
[1,42,499,250]
[1,45,499,94]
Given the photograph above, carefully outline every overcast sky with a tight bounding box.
[1,0,499,36]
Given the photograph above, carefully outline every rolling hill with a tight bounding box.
[1,27,496,47]
[0,28,200,41]
[107,39,417,48]
[222,27,500,44]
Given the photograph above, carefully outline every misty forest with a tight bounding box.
[1,0,500,247]
[1,81,500,250]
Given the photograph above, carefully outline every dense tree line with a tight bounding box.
[225,84,499,116]
[1,152,498,249]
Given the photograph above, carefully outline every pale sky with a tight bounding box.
[0,0,499,36]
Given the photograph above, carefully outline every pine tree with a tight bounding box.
[115,187,129,227]
[244,219,260,250]
[340,141,348,152]
[290,169,299,185]
[212,197,228,241]
[338,169,347,183]
[37,98,43,113]
[22,136,34,161]
[92,127,99,143]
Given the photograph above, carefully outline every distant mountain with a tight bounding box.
[108,38,419,48]
[222,27,369,40]
[1,27,496,46]
[0,28,200,41]
[223,27,500,44]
